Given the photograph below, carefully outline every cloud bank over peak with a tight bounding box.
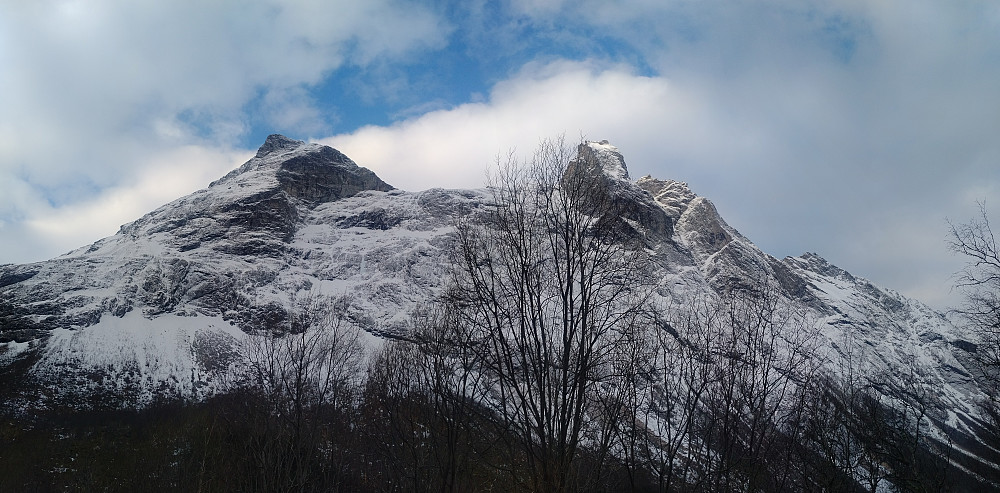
[0,0,447,204]
[325,61,718,192]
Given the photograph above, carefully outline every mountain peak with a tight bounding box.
[576,140,630,181]
[256,134,305,158]
[114,135,394,256]
[212,136,393,202]
[563,141,673,240]
[3,137,994,487]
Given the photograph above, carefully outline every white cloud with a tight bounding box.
[324,60,734,192]
[0,146,252,264]
[260,86,332,138]
[0,0,447,263]
[0,0,446,152]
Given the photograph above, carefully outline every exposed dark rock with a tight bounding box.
[676,197,732,257]
[788,252,857,283]
[567,141,672,241]
[275,146,393,203]
[0,293,43,340]
[336,209,404,230]
[0,269,38,288]
[767,256,825,308]
[255,133,303,158]
[0,328,49,344]
[637,176,696,220]
[952,339,978,353]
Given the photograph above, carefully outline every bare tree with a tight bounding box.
[360,338,425,491]
[232,292,365,492]
[949,203,1000,426]
[588,300,656,490]
[800,321,873,492]
[688,281,820,493]
[612,293,722,492]
[801,307,954,493]
[409,302,493,492]
[360,303,494,493]
[450,136,654,492]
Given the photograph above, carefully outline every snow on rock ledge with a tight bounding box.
[575,140,630,181]
[637,176,697,220]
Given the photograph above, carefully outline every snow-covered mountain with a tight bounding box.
[0,135,995,482]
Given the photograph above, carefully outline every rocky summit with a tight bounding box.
[0,136,996,488]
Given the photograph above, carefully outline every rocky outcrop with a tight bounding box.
[637,176,696,220]
[216,134,393,204]
[568,141,672,241]
[275,145,392,203]
[117,135,393,257]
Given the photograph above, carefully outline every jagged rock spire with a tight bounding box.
[572,140,630,181]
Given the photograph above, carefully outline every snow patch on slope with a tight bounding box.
[33,312,246,406]
[786,253,985,435]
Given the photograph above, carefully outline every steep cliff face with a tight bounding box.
[570,141,673,240]
[0,137,993,481]
[116,134,393,257]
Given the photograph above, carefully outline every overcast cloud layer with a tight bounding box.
[1,0,998,310]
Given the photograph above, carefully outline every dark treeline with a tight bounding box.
[0,138,992,492]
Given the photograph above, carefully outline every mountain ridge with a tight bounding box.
[0,135,995,487]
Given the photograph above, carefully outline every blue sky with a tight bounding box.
[1,0,998,309]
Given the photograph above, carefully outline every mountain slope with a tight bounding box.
[0,135,994,485]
